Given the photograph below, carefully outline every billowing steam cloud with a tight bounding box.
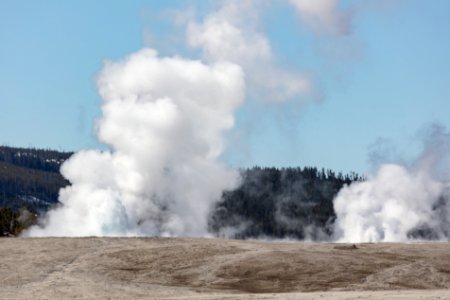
[187,1,313,102]
[26,1,326,237]
[27,49,244,236]
[334,125,450,242]
[27,1,428,241]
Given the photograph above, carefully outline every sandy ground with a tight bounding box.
[1,237,450,299]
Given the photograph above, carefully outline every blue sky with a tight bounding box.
[1,0,450,174]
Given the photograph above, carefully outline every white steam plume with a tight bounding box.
[26,1,361,237]
[334,125,450,242]
[187,0,313,102]
[26,49,244,236]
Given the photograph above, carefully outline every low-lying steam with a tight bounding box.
[334,125,450,242]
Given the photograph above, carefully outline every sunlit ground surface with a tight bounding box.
[1,237,450,299]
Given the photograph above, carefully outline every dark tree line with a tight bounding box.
[0,146,72,173]
[0,161,69,211]
[0,146,71,213]
[208,166,363,240]
[0,146,72,235]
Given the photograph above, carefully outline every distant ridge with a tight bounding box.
[0,146,72,212]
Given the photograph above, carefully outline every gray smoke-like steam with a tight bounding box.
[289,0,353,35]
[186,0,314,102]
[333,125,450,242]
[27,49,244,236]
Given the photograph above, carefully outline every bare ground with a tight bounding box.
[1,237,450,299]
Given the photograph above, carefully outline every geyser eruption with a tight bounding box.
[26,1,421,240]
[334,125,450,242]
[25,0,320,237]
[27,49,244,236]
